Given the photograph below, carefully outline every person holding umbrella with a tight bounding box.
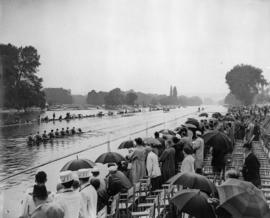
[180,146,195,173]
[146,146,161,191]
[159,139,175,183]
[192,131,204,174]
[154,131,165,156]
[78,169,97,218]
[128,137,147,184]
[107,165,132,196]
[242,142,261,187]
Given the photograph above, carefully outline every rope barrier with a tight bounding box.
[0,111,196,183]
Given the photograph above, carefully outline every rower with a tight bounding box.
[42,130,48,140]
[27,135,34,144]
[78,128,82,134]
[35,132,42,142]
[66,127,70,135]
[60,128,66,136]
[48,130,54,139]
[55,128,59,137]
[71,127,76,135]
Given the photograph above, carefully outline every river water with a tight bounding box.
[0,105,226,218]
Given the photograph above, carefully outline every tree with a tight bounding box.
[104,88,124,106]
[44,88,72,105]
[125,92,138,105]
[225,64,268,105]
[224,93,241,106]
[173,86,178,97]
[0,43,45,109]
[150,98,158,105]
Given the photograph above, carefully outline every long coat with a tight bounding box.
[129,146,147,184]
[242,152,261,187]
[159,147,175,183]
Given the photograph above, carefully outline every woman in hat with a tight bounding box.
[180,146,195,173]
[128,137,147,184]
[159,139,175,183]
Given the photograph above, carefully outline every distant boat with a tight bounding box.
[121,114,135,117]
[97,111,105,117]
[163,108,170,112]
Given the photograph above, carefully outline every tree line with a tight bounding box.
[86,87,203,107]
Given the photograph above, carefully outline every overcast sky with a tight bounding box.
[1,0,270,98]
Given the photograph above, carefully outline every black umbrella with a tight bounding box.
[183,123,197,130]
[203,131,233,153]
[118,140,134,149]
[168,172,217,196]
[171,189,216,218]
[61,158,95,171]
[223,116,235,122]
[186,118,200,128]
[212,112,222,119]
[199,113,208,117]
[159,129,176,136]
[95,152,125,164]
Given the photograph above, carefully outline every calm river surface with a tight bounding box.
[0,105,226,218]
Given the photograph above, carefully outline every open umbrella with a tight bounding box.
[174,126,185,133]
[61,158,95,171]
[171,189,216,218]
[212,112,222,119]
[168,172,217,196]
[118,140,134,149]
[217,178,270,218]
[199,113,208,117]
[143,137,161,146]
[95,152,125,164]
[159,129,176,136]
[203,131,233,153]
[186,118,200,128]
[183,123,197,129]
[223,116,235,122]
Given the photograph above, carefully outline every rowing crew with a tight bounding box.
[27,127,82,145]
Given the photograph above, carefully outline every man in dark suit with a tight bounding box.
[242,142,261,187]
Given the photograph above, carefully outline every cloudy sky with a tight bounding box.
[1,0,270,98]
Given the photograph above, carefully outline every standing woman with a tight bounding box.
[128,137,147,184]
[159,139,175,183]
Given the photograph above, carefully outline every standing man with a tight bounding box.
[55,171,84,218]
[242,143,261,187]
[192,131,204,174]
[78,169,97,218]
[146,147,161,191]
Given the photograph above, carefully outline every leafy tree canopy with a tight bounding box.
[225,64,268,105]
[0,43,45,109]
[104,88,125,106]
[125,92,138,105]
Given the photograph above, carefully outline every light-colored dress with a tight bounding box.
[129,146,147,184]
[181,155,195,173]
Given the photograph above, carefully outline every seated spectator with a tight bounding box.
[91,178,110,212]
